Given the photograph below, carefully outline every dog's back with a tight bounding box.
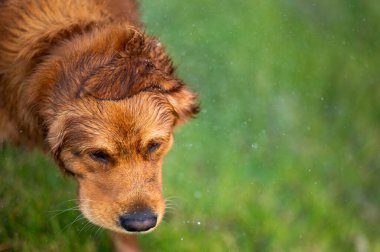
[0,0,139,146]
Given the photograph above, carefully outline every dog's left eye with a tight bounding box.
[147,142,161,154]
[89,150,110,163]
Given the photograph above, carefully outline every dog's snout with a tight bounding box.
[119,209,157,232]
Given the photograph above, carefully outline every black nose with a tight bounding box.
[119,209,157,232]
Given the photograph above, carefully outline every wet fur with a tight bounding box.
[0,0,199,250]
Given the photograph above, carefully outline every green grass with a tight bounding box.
[1,0,380,251]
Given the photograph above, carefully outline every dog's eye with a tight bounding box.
[89,150,110,163]
[147,142,161,154]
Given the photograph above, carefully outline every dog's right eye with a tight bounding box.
[89,150,110,163]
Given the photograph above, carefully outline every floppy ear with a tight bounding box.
[124,28,145,55]
[145,38,175,75]
[46,115,75,176]
[77,29,147,100]
[166,84,200,126]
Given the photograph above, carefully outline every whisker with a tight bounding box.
[165,196,183,200]
[94,226,103,237]
[88,224,99,235]
[49,207,82,218]
[165,204,177,209]
[165,196,183,203]
[165,207,176,211]
[50,198,96,214]
[79,221,93,233]
[165,203,177,207]
[56,199,78,204]
[49,206,81,213]
[77,199,97,202]
[62,213,86,231]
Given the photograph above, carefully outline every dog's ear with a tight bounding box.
[123,28,145,56]
[145,38,175,75]
[139,78,199,125]
[120,29,173,75]
[166,84,200,126]
[46,115,75,176]
[77,62,133,100]
[143,38,198,124]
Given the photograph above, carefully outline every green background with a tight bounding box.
[1,0,380,251]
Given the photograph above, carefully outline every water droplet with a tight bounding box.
[193,191,202,199]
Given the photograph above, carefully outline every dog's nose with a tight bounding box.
[119,209,157,232]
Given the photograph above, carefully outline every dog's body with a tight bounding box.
[0,0,198,251]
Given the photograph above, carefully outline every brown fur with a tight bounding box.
[0,0,199,250]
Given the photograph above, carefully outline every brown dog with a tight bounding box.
[0,0,199,251]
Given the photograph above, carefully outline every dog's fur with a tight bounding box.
[0,0,199,250]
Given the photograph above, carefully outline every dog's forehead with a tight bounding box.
[95,94,175,142]
[65,94,175,154]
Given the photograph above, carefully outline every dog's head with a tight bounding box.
[44,27,199,233]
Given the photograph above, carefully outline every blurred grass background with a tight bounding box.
[1,0,380,251]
